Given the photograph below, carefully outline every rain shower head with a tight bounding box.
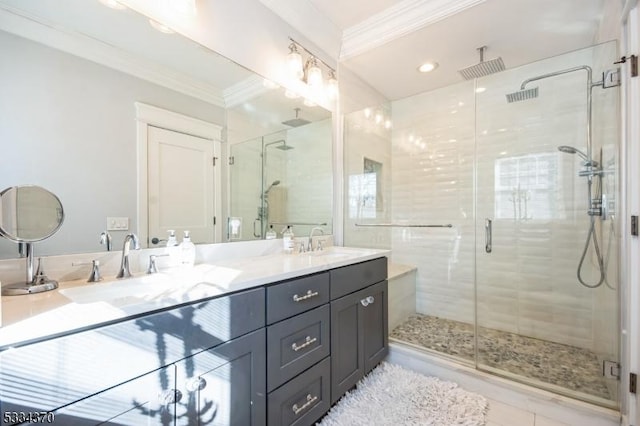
[282,107,311,127]
[458,46,505,80]
[275,143,294,151]
[506,87,539,103]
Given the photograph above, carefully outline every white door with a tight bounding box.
[147,126,215,245]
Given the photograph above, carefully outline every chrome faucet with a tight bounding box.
[116,233,140,279]
[307,227,324,252]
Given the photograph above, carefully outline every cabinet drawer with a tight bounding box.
[266,272,329,324]
[267,305,330,392]
[330,257,387,300]
[268,357,330,426]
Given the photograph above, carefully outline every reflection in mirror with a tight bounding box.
[0,0,333,260]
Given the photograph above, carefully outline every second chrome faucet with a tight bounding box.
[116,233,140,279]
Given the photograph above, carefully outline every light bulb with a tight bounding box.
[306,58,323,88]
[375,112,383,125]
[326,71,338,100]
[170,0,197,17]
[384,120,392,130]
[364,108,372,119]
[287,44,304,80]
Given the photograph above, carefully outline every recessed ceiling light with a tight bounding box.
[418,62,438,73]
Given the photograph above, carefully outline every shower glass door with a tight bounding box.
[475,41,620,407]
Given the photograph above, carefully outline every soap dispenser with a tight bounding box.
[282,226,294,254]
[164,230,180,267]
[266,225,277,240]
[179,230,196,267]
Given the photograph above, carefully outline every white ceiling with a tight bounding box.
[269,0,609,101]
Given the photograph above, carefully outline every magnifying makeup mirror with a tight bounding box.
[0,185,65,295]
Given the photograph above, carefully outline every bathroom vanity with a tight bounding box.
[0,248,388,426]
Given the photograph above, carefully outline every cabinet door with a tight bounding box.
[175,329,266,426]
[330,281,388,405]
[362,280,388,374]
[44,364,177,426]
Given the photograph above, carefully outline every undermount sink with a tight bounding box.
[59,274,176,306]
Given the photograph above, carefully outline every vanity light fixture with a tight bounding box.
[287,43,304,79]
[286,38,338,102]
[99,0,127,10]
[326,70,339,100]
[418,62,438,73]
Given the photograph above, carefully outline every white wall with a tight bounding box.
[0,30,224,258]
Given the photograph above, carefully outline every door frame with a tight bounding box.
[135,102,223,246]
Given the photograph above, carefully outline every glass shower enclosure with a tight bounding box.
[344,41,620,407]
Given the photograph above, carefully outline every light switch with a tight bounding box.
[107,217,129,231]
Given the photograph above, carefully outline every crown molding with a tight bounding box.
[340,0,486,60]
[223,75,270,108]
[0,6,225,107]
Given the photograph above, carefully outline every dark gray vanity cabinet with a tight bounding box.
[265,272,332,426]
[329,258,388,404]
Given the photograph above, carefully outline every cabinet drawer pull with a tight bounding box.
[292,394,318,415]
[360,296,375,307]
[292,290,319,302]
[291,336,317,352]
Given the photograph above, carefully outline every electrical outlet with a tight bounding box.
[107,217,129,231]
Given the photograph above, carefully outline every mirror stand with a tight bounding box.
[2,242,59,296]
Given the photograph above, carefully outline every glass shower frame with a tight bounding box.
[344,41,620,409]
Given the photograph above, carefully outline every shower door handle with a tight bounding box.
[485,219,492,253]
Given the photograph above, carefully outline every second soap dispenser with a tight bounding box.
[179,230,196,267]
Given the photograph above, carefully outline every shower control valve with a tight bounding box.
[588,198,603,216]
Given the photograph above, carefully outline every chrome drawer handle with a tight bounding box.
[292,290,319,302]
[292,336,317,352]
[360,296,374,307]
[292,394,318,415]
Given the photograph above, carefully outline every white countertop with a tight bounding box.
[0,246,389,349]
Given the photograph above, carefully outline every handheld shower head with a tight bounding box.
[263,180,281,197]
[557,145,588,161]
[557,145,599,167]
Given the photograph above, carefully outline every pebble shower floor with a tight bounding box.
[390,314,612,401]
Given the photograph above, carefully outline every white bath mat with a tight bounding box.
[318,362,488,426]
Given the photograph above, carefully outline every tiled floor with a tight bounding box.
[390,314,612,401]
[486,398,569,426]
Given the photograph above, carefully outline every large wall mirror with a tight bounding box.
[0,0,333,260]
